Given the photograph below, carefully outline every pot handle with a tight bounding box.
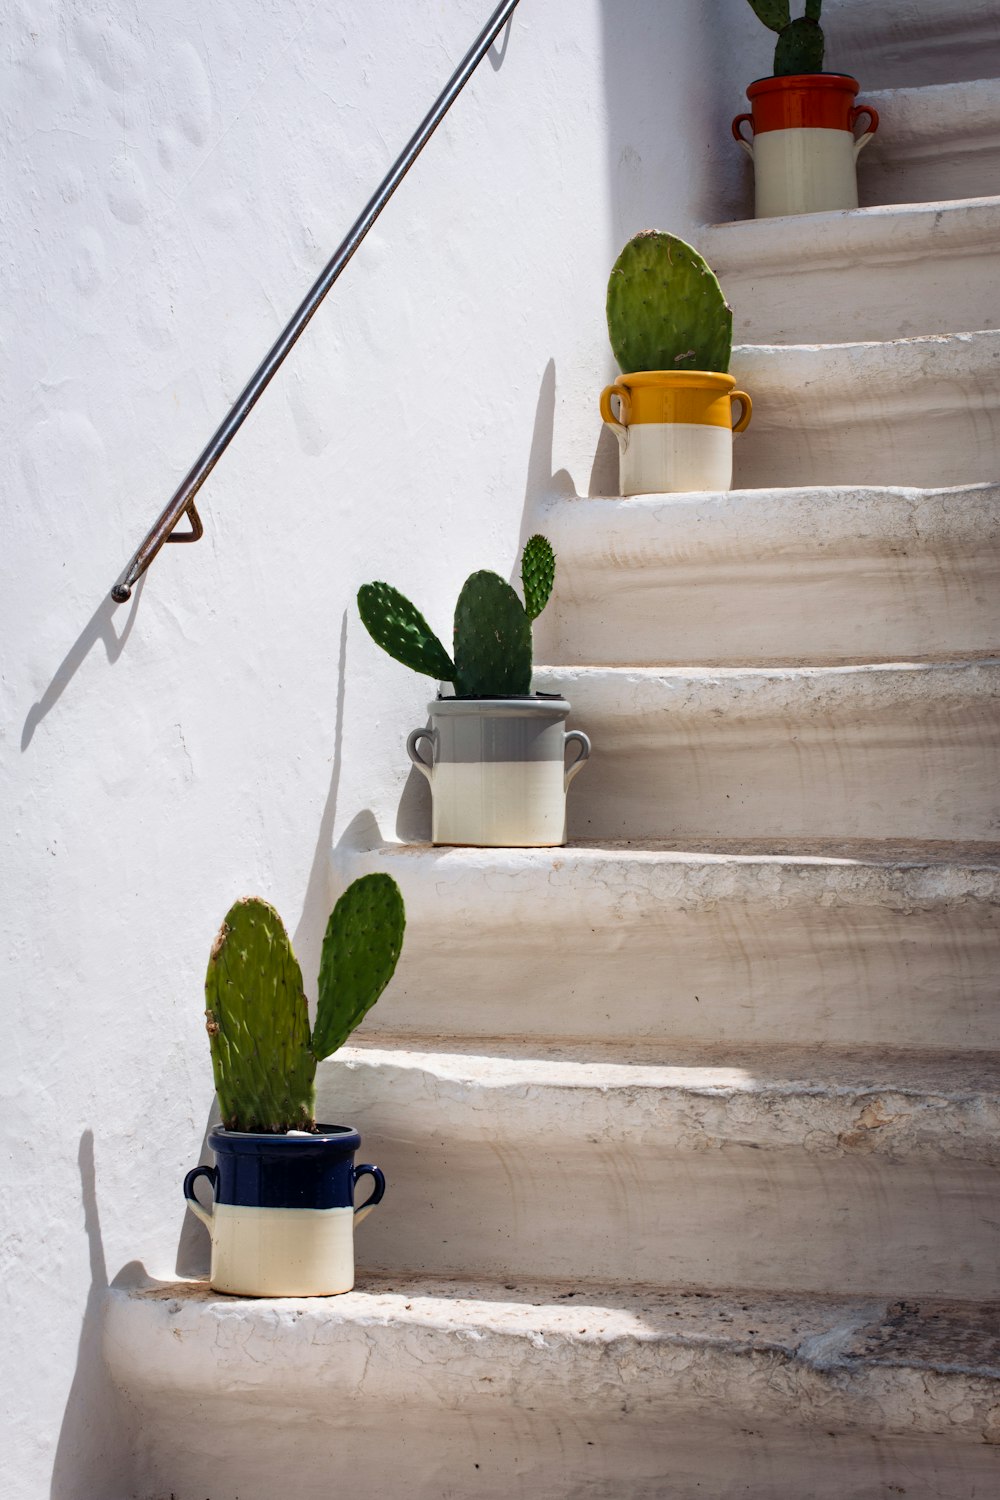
[730,390,753,434]
[599,384,631,453]
[183,1164,217,1230]
[564,729,591,789]
[850,103,879,156]
[406,727,435,782]
[353,1164,386,1226]
[731,113,754,157]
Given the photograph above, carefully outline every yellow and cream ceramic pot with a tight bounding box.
[732,73,879,218]
[600,371,752,496]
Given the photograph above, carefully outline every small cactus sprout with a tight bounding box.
[747,0,825,77]
[606,232,733,376]
[521,534,555,621]
[205,876,405,1134]
[357,536,556,698]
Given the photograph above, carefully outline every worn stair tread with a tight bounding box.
[536,659,1000,695]
[348,833,1000,863]
[703,197,1000,343]
[777,6,1000,90]
[526,659,999,842]
[107,1273,1000,1428]
[859,77,1000,206]
[335,837,1000,1051]
[314,1045,1000,1297]
[328,1040,1000,1160]
[535,483,1000,665]
[729,329,1000,489]
[705,194,1000,271]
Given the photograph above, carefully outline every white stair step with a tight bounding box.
[703,198,1000,345]
[334,841,1000,1052]
[731,330,1000,490]
[534,484,1000,667]
[532,662,1000,843]
[322,1044,994,1295]
[107,1275,1000,1500]
[798,4,1000,90]
[861,79,1000,207]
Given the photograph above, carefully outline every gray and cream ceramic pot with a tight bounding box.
[406,695,591,847]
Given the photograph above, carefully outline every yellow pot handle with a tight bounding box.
[731,390,752,433]
[600,383,632,429]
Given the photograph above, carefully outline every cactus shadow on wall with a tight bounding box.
[292,611,349,992]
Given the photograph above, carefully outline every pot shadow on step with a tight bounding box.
[50,1130,136,1500]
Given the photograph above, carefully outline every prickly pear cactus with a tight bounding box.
[453,571,533,697]
[747,0,825,76]
[357,581,455,682]
[359,536,555,697]
[607,232,733,376]
[313,873,406,1059]
[774,14,824,72]
[521,534,556,622]
[205,898,316,1134]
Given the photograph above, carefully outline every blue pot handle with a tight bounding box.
[353,1163,385,1225]
[183,1164,217,1229]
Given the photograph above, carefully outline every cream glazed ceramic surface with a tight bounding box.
[407,696,590,847]
[184,1126,384,1298]
[742,126,873,217]
[615,421,735,495]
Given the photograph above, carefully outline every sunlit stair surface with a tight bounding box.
[336,841,1000,1051]
[309,1040,1000,1297]
[731,330,1000,490]
[106,1275,1000,1500]
[705,197,1000,344]
[535,485,1000,667]
[110,33,1000,1500]
[860,77,1000,204]
[537,662,1000,842]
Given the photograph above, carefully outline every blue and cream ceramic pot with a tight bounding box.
[183,1125,384,1297]
[406,695,591,847]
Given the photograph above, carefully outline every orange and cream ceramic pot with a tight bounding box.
[599,372,752,495]
[732,73,879,218]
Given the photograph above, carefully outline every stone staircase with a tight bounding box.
[105,43,1000,1500]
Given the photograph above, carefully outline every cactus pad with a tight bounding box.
[313,873,406,1059]
[453,571,533,697]
[521,534,556,622]
[205,898,315,1133]
[607,232,733,376]
[746,0,790,31]
[773,15,824,73]
[358,582,455,683]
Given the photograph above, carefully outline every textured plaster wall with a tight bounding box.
[2,1,735,1495]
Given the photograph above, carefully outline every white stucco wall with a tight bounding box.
[2,2,738,1494]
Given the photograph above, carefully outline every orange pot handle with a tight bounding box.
[600,383,632,429]
[732,113,754,155]
[730,390,752,433]
[849,103,879,141]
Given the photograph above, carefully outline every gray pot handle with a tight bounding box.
[564,729,591,789]
[406,727,435,782]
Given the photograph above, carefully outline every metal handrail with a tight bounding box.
[111,0,523,603]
